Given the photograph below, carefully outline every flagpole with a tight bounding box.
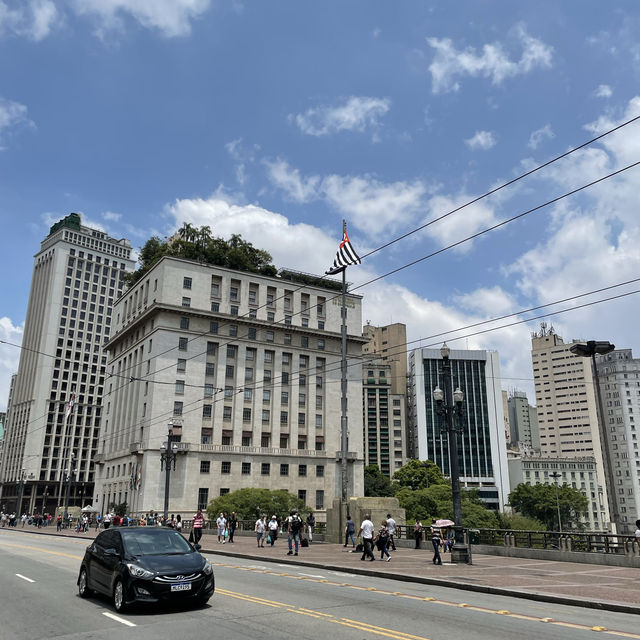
[340,220,349,506]
[57,393,74,509]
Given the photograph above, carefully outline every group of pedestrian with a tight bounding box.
[357,513,398,562]
[252,509,315,556]
[212,511,238,543]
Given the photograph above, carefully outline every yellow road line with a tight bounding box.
[0,542,82,560]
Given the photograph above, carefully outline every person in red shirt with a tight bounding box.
[192,509,204,544]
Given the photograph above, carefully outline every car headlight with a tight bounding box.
[125,563,155,580]
[203,560,213,576]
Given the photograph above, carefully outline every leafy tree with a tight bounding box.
[206,488,307,521]
[391,459,445,492]
[108,501,128,516]
[394,487,438,522]
[125,225,278,285]
[364,464,394,497]
[497,512,546,531]
[508,483,588,531]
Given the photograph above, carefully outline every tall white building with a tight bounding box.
[407,347,510,510]
[507,391,540,452]
[595,349,640,534]
[94,256,366,516]
[0,213,133,514]
[530,324,610,530]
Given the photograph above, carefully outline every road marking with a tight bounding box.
[298,573,325,578]
[0,542,82,560]
[102,612,136,627]
[15,574,35,583]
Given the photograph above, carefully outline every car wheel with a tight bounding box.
[78,567,91,598]
[113,579,127,612]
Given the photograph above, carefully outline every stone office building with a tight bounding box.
[94,256,366,517]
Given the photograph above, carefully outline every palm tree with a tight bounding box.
[178,222,197,243]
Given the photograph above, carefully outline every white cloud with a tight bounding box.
[594,84,613,98]
[527,124,555,149]
[226,138,259,186]
[0,317,23,412]
[427,26,553,93]
[102,211,122,222]
[69,0,211,37]
[454,286,517,317]
[465,130,496,150]
[0,0,59,40]
[263,158,321,203]
[0,97,34,149]
[322,174,426,237]
[293,96,391,137]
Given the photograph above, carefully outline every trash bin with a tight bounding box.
[468,529,480,545]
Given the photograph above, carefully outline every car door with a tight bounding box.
[91,530,117,593]
[103,530,124,593]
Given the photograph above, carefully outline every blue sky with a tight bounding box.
[1,1,640,410]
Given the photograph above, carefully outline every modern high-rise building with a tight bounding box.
[407,346,510,510]
[362,322,407,395]
[0,213,134,515]
[507,391,540,452]
[594,348,640,534]
[530,324,610,530]
[362,360,406,477]
[93,256,366,516]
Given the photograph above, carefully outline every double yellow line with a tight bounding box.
[217,588,430,640]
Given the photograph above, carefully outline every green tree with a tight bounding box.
[364,464,394,497]
[497,512,547,531]
[508,483,588,531]
[205,488,307,521]
[391,459,445,492]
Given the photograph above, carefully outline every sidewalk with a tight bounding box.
[7,525,640,614]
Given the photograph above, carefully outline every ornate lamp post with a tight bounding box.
[63,452,77,527]
[432,343,470,564]
[161,422,178,522]
[549,471,562,532]
[41,486,49,515]
[569,340,617,532]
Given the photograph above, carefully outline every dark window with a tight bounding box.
[280,463,289,476]
[180,317,190,329]
[261,463,270,475]
[242,462,251,475]
[200,461,210,473]
[299,464,307,477]
[221,461,231,474]
[198,488,209,511]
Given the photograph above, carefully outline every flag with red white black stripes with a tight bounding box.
[325,229,361,275]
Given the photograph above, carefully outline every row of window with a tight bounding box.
[200,460,325,477]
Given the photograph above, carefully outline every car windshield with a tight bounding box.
[123,530,194,557]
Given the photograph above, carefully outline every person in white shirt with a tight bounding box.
[254,515,266,548]
[268,515,279,547]
[386,513,397,551]
[635,519,640,547]
[358,514,375,561]
[216,513,227,543]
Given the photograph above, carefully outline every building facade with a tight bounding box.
[407,347,510,510]
[507,391,540,452]
[0,213,133,515]
[94,256,366,517]
[594,349,640,534]
[507,453,600,530]
[530,324,610,530]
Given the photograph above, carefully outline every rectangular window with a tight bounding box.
[263,389,271,402]
[282,353,290,365]
[315,490,324,510]
[316,396,323,409]
[207,342,217,356]
[261,462,270,475]
[245,367,254,381]
[264,351,274,363]
[230,286,239,301]
[204,384,214,397]
[205,362,216,376]
[226,365,235,378]
[244,388,253,401]
[177,358,186,372]
[202,404,212,418]
[301,336,308,348]
[280,435,289,448]
[230,305,239,316]
[267,311,275,322]
[284,315,292,325]
[299,355,308,368]
[315,414,322,427]
[298,413,306,425]
[266,330,274,343]
[224,386,233,398]
[198,488,209,511]
[243,408,251,421]
[249,289,257,305]
[227,345,236,358]
[284,334,291,345]
[242,462,251,475]
[280,411,288,424]
[229,325,238,337]
[223,406,232,419]
[248,327,257,340]
[298,489,307,503]
[178,337,188,350]
[280,463,289,476]
[175,380,185,394]
[180,317,190,329]
[200,461,210,473]
[173,401,183,416]
[211,282,220,297]
[299,374,306,387]
[282,371,289,385]
[221,461,231,474]
[211,302,220,312]
[210,321,218,334]
[261,434,270,447]
[262,409,270,421]
[316,465,324,477]
[299,464,307,477]
[281,391,289,404]
[318,339,325,351]
[183,277,192,289]
[299,393,306,407]
[182,297,191,307]
[263,369,272,383]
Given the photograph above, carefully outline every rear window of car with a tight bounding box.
[123,530,193,556]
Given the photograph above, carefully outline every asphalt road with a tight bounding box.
[1,528,639,640]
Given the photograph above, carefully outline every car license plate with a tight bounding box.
[171,582,191,592]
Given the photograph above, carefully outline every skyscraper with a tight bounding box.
[407,346,509,510]
[0,213,134,515]
[507,391,540,452]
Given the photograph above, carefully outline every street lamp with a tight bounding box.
[160,422,179,522]
[63,452,77,527]
[569,340,618,532]
[16,469,27,515]
[432,342,470,564]
[41,486,49,515]
[549,472,562,532]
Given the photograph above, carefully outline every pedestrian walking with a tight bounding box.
[216,512,227,543]
[192,508,204,544]
[268,515,279,546]
[386,513,397,551]
[344,514,356,548]
[306,511,315,543]
[228,512,238,543]
[431,519,443,565]
[175,514,183,532]
[414,520,424,549]
[376,519,392,561]
[285,509,303,556]
[358,514,376,561]
[255,515,267,547]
